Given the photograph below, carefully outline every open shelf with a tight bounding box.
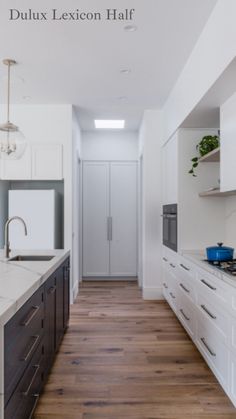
[199,188,236,197]
[198,147,220,163]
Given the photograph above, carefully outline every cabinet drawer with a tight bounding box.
[196,292,230,343]
[196,269,230,310]
[4,286,44,404]
[5,339,44,419]
[196,318,230,389]
[177,257,196,281]
[178,293,196,338]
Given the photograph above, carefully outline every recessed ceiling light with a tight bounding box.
[120,69,131,75]
[95,120,125,129]
[124,25,137,32]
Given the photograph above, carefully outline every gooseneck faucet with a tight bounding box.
[4,216,28,258]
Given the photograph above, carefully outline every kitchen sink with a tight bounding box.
[9,255,55,262]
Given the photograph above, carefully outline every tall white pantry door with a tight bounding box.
[82,161,138,277]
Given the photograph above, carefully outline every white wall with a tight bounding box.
[139,110,163,300]
[162,0,236,143]
[72,108,82,299]
[82,131,138,161]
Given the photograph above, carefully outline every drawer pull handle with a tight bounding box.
[201,279,217,291]
[200,337,216,357]
[180,309,190,321]
[170,263,176,268]
[163,283,168,289]
[180,283,190,293]
[201,304,216,319]
[163,257,168,262]
[170,292,176,299]
[22,335,40,362]
[48,285,56,294]
[22,365,40,396]
[29,394,40,418]
[180,263,190,271]
[21,306,40,327]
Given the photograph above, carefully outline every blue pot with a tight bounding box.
[206,242,234,262]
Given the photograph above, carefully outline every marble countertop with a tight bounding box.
[0,249,70,326]
[181,249,236,289]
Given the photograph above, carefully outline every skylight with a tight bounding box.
[95,120,125,129]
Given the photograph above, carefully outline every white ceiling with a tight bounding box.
[0,0,217,131]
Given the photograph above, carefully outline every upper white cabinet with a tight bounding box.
[162,132,178,204]
[32,144,63,180]
[0,144,63,181]
[220,92,236,192]
[1,146,31,180]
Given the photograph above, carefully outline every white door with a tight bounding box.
[82,162,110,276]
[110,162,137,276]
[82,161,138,277]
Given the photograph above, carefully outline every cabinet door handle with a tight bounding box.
[200,337,216,357]
[201,304,217,319]
[170,292,176,299]
[163,283,168,289]
[21,335,40,362]
[48,285,56,294]
[201,279,217,291]
[21,306,40,327]
[110,217,113,241]
[180,263,190,271]
[180,309,190,321]
[180,283,190,293]
[107,217,110,241]
[22,365,40,396]
[29,394,40,418]
[170,263,176,268]
[163,257,168,262]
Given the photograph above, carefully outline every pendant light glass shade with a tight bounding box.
[0,59,27,160]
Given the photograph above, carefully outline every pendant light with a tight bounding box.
[0,59,26,159]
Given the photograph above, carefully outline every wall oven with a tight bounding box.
[162,204,177,252]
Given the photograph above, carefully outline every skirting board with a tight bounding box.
[72,280,79,302]
[142,287,164,300]
[82,276,138,281]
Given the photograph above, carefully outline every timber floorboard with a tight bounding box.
[34,281,236,419]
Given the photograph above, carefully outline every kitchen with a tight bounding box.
[1,0,236,418]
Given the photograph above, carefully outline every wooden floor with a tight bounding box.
[34,281,236,419]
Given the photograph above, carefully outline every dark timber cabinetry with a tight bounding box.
[4,256,70,419]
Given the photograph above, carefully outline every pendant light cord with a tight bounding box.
[7,61,10,123]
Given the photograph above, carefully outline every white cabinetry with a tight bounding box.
[220,91,236,192]
[1,146,31,180]
[82,161,137,277]
[162,248,236,407]
[32,144,63,180]
[162,132,178,204]
[0,144,63,180]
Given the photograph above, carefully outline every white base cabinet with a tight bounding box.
[162,246,236,407]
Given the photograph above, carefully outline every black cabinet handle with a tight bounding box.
[201,279,217,291]
[21,335,40,362]
[163,283,168,289]
[201,304,217,319]
[48,285,56,294]
[21,306,40,327]
[162,257,168,262]
[170,263,176,268]
[180,309,190,321]
[170,292,176,299]
[22,365,40,396]
[180,283,190,293]
[200,337,216,357]
[180,263,190,271]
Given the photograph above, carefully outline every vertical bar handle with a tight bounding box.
[110,217,112,241]
[107,217,110,241]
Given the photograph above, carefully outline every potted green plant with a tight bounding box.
[189,135,220,176]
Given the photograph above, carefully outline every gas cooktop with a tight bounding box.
[204,259,236,276]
